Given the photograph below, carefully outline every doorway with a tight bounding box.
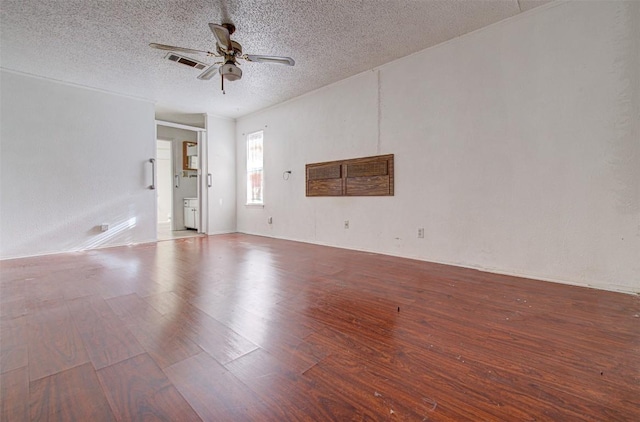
[155,120,207,241]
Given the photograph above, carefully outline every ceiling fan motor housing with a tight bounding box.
[219,62,242,81]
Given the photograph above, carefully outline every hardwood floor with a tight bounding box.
[1,234,638,421]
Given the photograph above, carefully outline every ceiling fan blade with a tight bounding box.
[149,43,215,56]
[209,23,232,51]
[244,55,295,66]
[197,64,220,80]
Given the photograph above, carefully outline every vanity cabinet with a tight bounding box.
[183,198,198,230]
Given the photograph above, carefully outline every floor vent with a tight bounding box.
[165,53,207,70]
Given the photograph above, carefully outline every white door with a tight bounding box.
[156,140,173,236]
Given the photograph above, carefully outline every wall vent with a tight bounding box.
[165,53,207,70]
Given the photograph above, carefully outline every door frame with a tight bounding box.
[155,120,208,234]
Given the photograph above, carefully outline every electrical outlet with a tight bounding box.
[344,220,349,229]
[418,228,424,238]
[101,224,109,232]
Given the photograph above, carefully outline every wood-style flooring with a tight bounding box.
[1,234,639,421]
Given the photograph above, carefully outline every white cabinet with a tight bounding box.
[183,198,198,230]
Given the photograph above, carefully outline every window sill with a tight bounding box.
[245,203,264,208]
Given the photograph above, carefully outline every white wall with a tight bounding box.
[156,125,198,230]
[0,70,156,258]
[206,114,236,234]
[236,1,640,293]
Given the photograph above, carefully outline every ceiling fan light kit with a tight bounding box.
[150,21,294,93]
[219,63,242,81]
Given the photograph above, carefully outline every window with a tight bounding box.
[246,130,264,204]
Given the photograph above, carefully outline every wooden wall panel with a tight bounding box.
[345,176,390,196]
[307,180,344,197]
[306,154,393,197]
[308,164,341,181]
[345,161,388,178]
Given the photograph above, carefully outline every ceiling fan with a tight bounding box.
[150,22,295,93]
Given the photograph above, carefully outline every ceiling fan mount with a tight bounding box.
[150,21,294,93]
[220,22,236,36]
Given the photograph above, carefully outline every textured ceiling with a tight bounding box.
[1,0,553,119]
